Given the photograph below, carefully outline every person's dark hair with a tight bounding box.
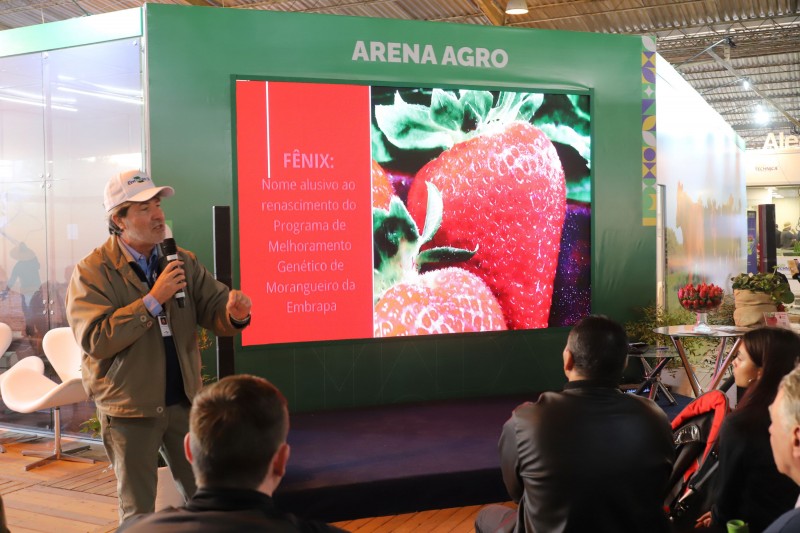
[189,374,288,489]
[107,203,132,235]
[736,326,800,413]
[567,314,629,381]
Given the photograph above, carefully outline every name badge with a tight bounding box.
[158,315,173,337]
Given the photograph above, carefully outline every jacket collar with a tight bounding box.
[187,487,276,514]
[563,378,620,391]
[101,235,150,291]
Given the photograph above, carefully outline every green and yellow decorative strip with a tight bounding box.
[641,35,657,227]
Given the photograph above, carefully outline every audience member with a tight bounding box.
[0,493,8,533]
[117,374,345,532]
[764,366,800,533]
[781,222,796,249]
[696,327,800,532]
[475,315,675,533]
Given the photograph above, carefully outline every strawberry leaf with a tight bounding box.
[417,246,476,267]
[566,177,591,203]
[374,89,546,153]
[566,94,591,126]
[372,183,476,303]
[373,198,420,266]
[419,181,443,245]
[486,92,542,125]
[459,90,493,124]
[516,93,544,123]
[534,94,590,136]
[430,89,463,130]
[371,123,393,163]
[374,92,458,150]
[536,123,591,166]
[372,197,421,301]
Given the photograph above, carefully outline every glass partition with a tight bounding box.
[0,38,144,437]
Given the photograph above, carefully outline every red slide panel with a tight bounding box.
[236,80,373,346]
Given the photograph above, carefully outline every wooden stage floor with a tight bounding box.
[0,430,493,532]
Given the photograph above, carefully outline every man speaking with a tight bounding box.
[67,169,252,524]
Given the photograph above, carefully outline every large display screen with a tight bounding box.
[236,80,591,346]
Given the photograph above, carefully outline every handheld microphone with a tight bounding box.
[159,237,185,308]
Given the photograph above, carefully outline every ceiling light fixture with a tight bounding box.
[506,0,529,15]
[0,94,76,112]
[58,86,143,105]
[754,104,770,125]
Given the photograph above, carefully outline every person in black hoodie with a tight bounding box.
[117,375,344,533]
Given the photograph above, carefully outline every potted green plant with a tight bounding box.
[789,241,800,256]
[624,300,734,396]
[730,271,794,326]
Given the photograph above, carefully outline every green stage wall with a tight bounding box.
[3,5,655,411]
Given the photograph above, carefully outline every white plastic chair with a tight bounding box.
[0,322,11,357]
[0,333,44,453]
[0,327,95,470]
[1,322,40,452]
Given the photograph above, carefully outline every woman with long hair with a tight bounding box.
[696,326,800,532]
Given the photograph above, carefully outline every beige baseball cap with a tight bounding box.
[104,170,175,213]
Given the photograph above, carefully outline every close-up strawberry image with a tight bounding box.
[372,89,591,332]
[373,182,506,336]
[371,159,393,210]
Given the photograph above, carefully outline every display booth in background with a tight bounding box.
[655,56,747,309]
[1,5,656,412]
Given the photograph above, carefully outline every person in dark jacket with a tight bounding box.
[117,374,344,533]
[764,366,800,533]
[781,222,797,249]
[696,327,800,533]
[475,315,675,533]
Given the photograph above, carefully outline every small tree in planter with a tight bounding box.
[730,271,794,326]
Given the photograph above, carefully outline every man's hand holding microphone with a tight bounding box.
[150,236,251,324]
[150,257,187,306]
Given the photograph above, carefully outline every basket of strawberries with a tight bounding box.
[678,282,724,312]
[678,282,724,333]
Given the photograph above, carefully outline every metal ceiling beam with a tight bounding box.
[227,0,397,11]
[681,60,800,75]
[505,0,705,28]
[227,0,292,8]
[0,0,78,16]
[653,14,800,41]
[689,76,800,92]
[183,0,219,6]
[663,44,800,63]
[660,30,800,52]
[706,94,799,105]
[706,48,800,131]
[472,0,504,26]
